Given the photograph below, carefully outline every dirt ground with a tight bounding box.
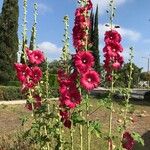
[0,99,149,150]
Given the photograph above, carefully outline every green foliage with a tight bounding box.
[0,0,19,84]
[132,132,144,146]
[6,81,20,87]
[48,74,59,98]
[0,86,25,100]
[89,121,101,138]
[140,72,150,81]
[90,5,101,73]
[29,26,35,50]
[115,63,142,88]
[49,60,61,74]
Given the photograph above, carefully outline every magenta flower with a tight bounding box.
[104,30,121,44]
[80,70,100,91]
[112,61,121,70]
[64,91,81,109]
[74,51,94,73]
[31,66,42,83]
[14,63,32,83]
[26,48,45,65]
[103,41,123,53]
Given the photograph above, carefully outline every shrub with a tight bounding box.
[0,86,25,101]
[49,74,58,88]
[6,81,20,87]
[49,74,59,98]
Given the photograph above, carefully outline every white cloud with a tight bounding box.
[38,3,52,14]
[92,0,127,14]
[98,23,141,42]
[117,27,141,41]
[38,42,62,61]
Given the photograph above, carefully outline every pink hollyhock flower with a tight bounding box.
[64,91,81,109]
[75,7,86,17]
[74,51,94,73]
[80,70,100,91]
[58,69,78,84]
[26,48,45,65]
[122,132,135,150]
[31,66,42,83]
[104,30,121,44]
[112,61,121,70]
[14,63,32,83]
[25,95,42,111]
[86,0,93,10]
[103,41,123,53]
[59,79,77,95]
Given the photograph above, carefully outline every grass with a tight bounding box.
[0,97,149,150]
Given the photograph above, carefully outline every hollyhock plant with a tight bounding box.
[14,63,32,83]
[25,95,42,111]
[74,51,95,73]
[103,41,123,53]
[80,70,100,91]
[31,66,43,83]
[104,29,121,44]
[103,29,124,81]
[112,61,121,70]
[64,91,81,109]
[26,48,45,65]
[59,79,77,95]
[122,132,135,150]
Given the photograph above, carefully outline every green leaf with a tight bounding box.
[89,121,101,138]
[132,132,144,146]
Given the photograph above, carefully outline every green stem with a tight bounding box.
[108,71,114,150]
[22,0,27,63]
[57,107,63,150]
[86,94,90,150]
[33,3,37,49]
[79,112,83,150]
[78,87,83,150]
[71,124,74,150]
[119,47,133,149]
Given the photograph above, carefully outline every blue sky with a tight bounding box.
[0,0,150,71]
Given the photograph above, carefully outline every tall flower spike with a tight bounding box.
[61,15,70,63]
[20,0,28,63]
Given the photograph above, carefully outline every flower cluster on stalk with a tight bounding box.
[58,0,100,128]
[103,29,124,81]
[14,48,45,110]
[73,0,100,91]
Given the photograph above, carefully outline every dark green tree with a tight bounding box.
[0,0,19,84]
[90,5,101,73]
[140,72,150,81]
[89,10,94,44]
[115,63,142,88]
[29,26,35,50]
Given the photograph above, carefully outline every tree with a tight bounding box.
[115,63,142,88]
[90,5,101,73]
[0,0,19,84]
[29,26,35,50]
[140,72,150,81]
